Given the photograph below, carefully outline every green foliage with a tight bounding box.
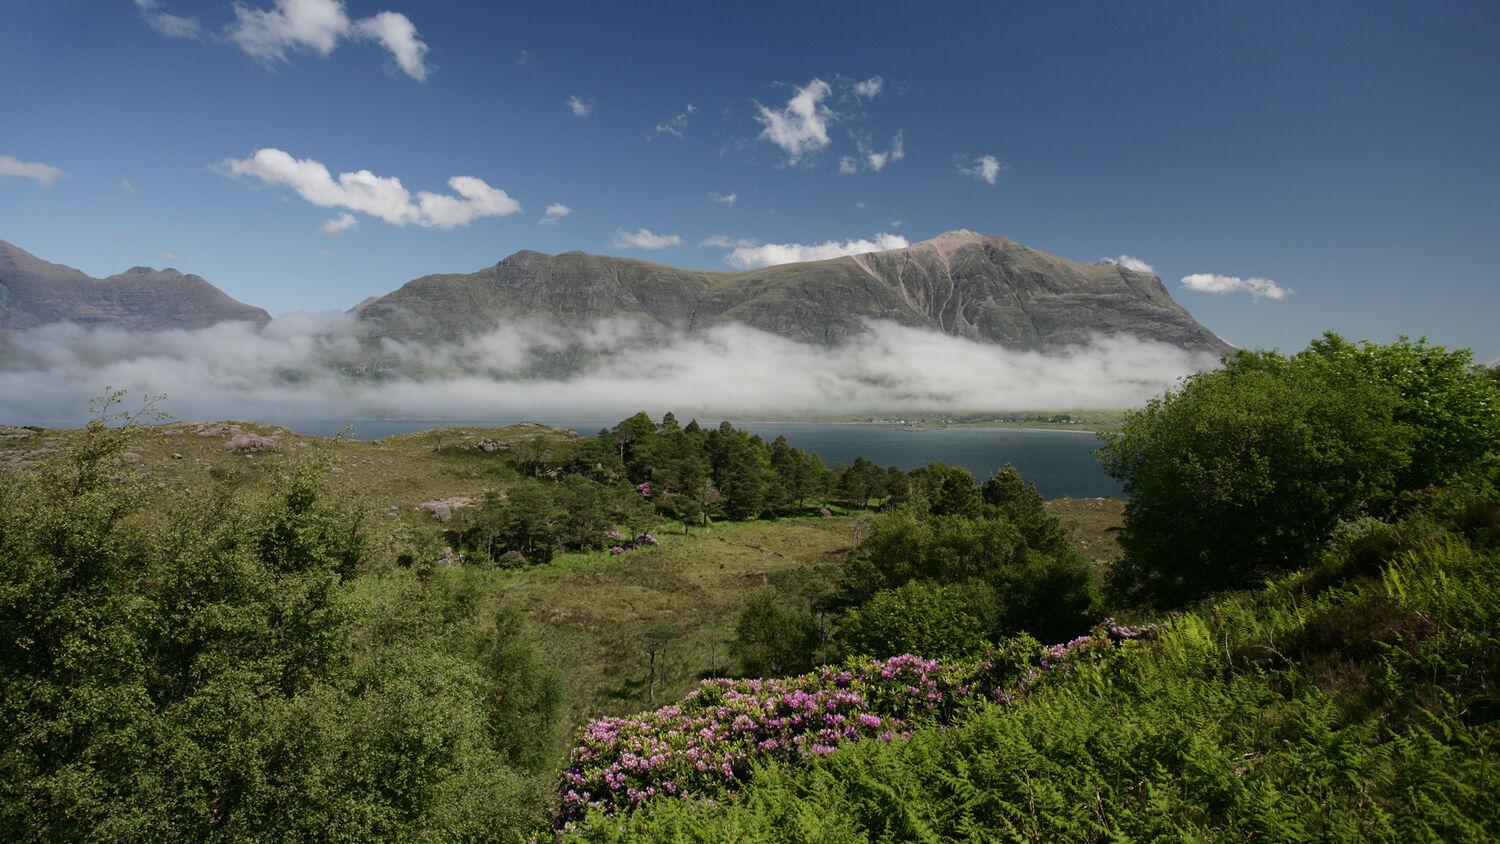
[1098,334,1500,606]
[837,580,993,660]
[0,395,562,841]
[732,588,820,677]
[836,466,1100,652]
[569,505,1500,843]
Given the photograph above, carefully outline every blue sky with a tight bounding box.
[2,0,1498,361]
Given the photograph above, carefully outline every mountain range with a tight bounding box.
[0,231,1231,356]
[0,239,271,331]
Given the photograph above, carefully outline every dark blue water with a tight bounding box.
[283,419,1121,500]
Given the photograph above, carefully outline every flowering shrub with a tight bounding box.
[554,621,1159,830]
[605,533,658,555]
[635,482,651,498]
[818,508,832,518]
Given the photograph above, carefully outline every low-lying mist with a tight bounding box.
[0,316,1219,429]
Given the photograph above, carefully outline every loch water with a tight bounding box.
[284,419,1122,500]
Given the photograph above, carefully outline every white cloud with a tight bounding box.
[709,192,737,207]
[225,0,430,81]
[0,318,1214,428]
[162,251,184,262]
[612,228,682,250]
[319,211,357,236]
[120,180,138,196]
[0,154,68,187]
[853,75,883,100]
[1181,273,1292,300]
[134,0,203,38]
[839,156,858,174]
[566,95,595,117]
[700,234,757,248]
[539,203,573,225]
[649,104,696,140]
[864,131,904,172]
[1100,255,1155,274]
[352,11,430,81]
[220,148,520,229]
[959,154,1005,185]
[754,78,835,164]
[516,49,530,66]
[890,220,902,228]
[723,232,909,268]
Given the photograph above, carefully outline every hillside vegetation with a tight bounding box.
[1,334,1496,842]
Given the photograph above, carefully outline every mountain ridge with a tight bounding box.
[0,239,271,330]
[355,229,1233,354]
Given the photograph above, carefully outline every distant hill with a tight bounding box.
[0,239,270,330]
[354,230,1233,355]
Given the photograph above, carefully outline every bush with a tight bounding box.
[1098,334,1500,606]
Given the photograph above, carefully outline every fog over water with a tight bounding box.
[0,315,1218,430]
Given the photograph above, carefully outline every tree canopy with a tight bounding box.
[1097,334,1500,606]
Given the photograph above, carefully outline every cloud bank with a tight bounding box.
[0,317,1216,429]
[1181,273,1291,300]
[725,233,909,269]
[220,148,520,229]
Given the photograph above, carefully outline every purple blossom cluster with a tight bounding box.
[607,534,659,555]
[553,621,1160,830]
[635,482,651,498]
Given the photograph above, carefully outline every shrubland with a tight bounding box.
[2,333,1496,841]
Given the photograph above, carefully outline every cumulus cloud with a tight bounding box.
[1180,273,1292,300]
[0,317,1215,428]
[0,154,68,187]
[649,104,696,140]
[134,0,204,38]
[852,75,883,100]
[566,95,595,117]
[225,0,430,81]
[709,192,737,207]
[959,154,1006,185]
[612,228,682,250]
[539,204,573,225]
[319,211,358,236]
[754,78,835,164]
[219,148,520,229]
[1099,255,1155,274]
[723,233,909,269]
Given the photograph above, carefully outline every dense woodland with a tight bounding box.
[3,334,1498,841]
